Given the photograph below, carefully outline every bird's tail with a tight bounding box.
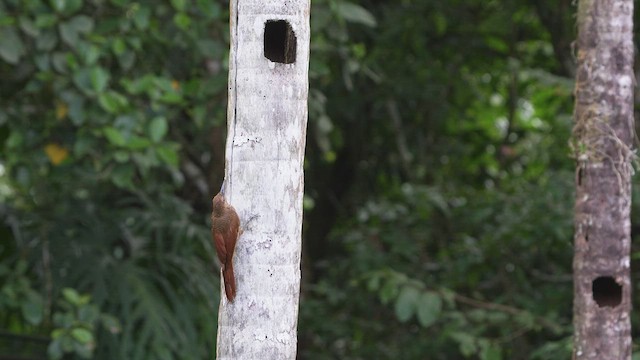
[223,263,236,302]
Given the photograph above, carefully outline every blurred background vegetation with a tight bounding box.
[0,0,639,359]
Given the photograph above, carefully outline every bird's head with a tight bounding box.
[212,187,226,216]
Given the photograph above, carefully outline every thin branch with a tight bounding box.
[450,292,564,334]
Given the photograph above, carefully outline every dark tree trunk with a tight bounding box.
[572,0,635,359]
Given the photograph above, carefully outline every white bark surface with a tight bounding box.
[216,0,310,359]
[572,0,634,359]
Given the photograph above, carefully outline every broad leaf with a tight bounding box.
[149,117,168,142]
[416,291,442,328]
[0,26,25,64]
[335,2,377,27]
[90,66,109,93]
[98,91,129,113]
[394,286,419,322]
[71,328,93,344]
[103,127,126,147]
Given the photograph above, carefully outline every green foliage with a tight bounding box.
[301,172,574,359]
[1,0,225,358]
[48,288,121,359]
[0,260,45,327]
[296,0,598,356]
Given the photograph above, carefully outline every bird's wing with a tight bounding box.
[213,231,227,263]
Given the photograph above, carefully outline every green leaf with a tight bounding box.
[70,16,93,33]
[379,276,399,305]
[156,146,179,166]
[49,0,67,12]
[149,117,168,142]
[153,77,176,92]
[36,31,58,51]
[21,293,44,325]
[71,328,93,344]
[128,37,141,49]
[111,163,134,188]
[78,294,91,305]
[367,273,381,292]
[60,333,74,351]
[73,341,93,359]
[103,127,126,146]
[480,341,502,360]
[50,0,83,13]
[19,17,40,37]
[126,136,151,150]
[485,36,509,54]
[112,38,126,55]
[394,286,419,322]
[432,12,447,35]
[0,26,26,64]
[90,66,109,93]
[52,52,69,73]
[72,67,93,94]
[450,332,477,357]
[60,90,86,125]
[416,291,442,328]
[59,22,78,46]
[6,131,23,148]
[48,340,63,360]
[117,51,136,70]
[335,2,377,27]
[114,151,130,162]
[81,44,100,64]
[98,91,129,113]
[35,14,58,28]
[173,12,191,30]
[62,288,81,305]
[74,134,96,156]
[59,16,94,46]
[34,54,51,71]
[52,313,69,327]
[170,0,186,11]
[132,6,150,30]
[122,75,155,95]
[159,91,183,104]
[191,105,207,128]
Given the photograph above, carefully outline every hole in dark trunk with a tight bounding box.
[577,167,583,186]
[592,276,622,308]
[264,20,296,64]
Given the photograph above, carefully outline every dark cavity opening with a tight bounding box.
[264,20,296,64]
[592,276,622,308]
[577,167,583,186]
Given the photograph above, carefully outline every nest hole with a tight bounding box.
[264,20,296,64]
[592,276,622,308]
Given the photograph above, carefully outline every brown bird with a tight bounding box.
[211,186,240,302]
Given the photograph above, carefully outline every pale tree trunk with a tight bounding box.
[215,0,310,359]
[572,0,634,359]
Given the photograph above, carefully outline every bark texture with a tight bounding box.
[572,0,634,359]
[216,0,310,359]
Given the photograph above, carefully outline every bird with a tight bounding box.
[211,185,240,302]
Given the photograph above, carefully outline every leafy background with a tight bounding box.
[0,0,639,359]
